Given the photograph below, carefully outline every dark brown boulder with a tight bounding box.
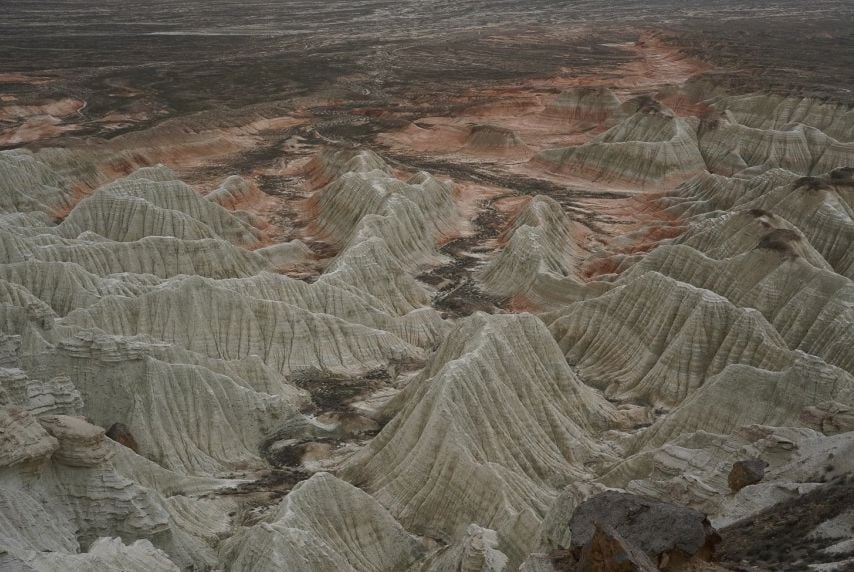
[567,491,720,571]
[576,524,658,572]
[105,422,139,452]
[728,459,766,493]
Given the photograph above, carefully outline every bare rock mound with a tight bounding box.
[463,124,530,157]
[728,459,766,492]
[341,312,617,566]
[562,491,720,571]
[478,195,583,303]
[58,176,263,246]
[220,472,425,572]
[535,109,705,186]
[205,175,264,210]
[544,86,623,126]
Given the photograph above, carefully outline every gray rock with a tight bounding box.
[568,491,720,560]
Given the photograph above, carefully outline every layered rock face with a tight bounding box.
[1,74,853,572]
[536,105,706,186]
[478,195,585,304]
[0,149,456,569]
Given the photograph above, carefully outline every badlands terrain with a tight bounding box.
[1,1,853,571]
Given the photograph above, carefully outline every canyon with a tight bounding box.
[1,1,853,571]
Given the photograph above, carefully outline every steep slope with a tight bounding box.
[547,272,808,407]
[479,195,582,301]
[220,472,425,571]
[60,277,426,378]
[58,176,263,245]
[341,312,618,565]
[543,86,623,126]
[536,108,705,186]
[619,244,854,375]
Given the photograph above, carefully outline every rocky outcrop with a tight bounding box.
[547,272,803,408]
[574,524,659,571]
[599,425,853,529]
[564,492,720,571]
[422,525,509,572]
[220,472,425,571]
[536,109,705,186]
[0,407,172,563]
[58,176,263,245]
[479,195,583,304]
[341,312,618,566]
[728,459,766,492]
[544,86,623,126]
[463,124,530,157]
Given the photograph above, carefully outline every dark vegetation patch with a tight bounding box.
[218,467,309,504]
[716,475,854,571]
[795,176,834,192]
[416,198,508,316]
[756,228,803,256]
[434,278,505,317]
[259,437,340,469]
[830,167,854,181]
[289,368,391,411]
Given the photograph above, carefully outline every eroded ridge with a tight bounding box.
[1,13,853,572]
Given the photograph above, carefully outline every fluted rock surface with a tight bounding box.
[0,406,171,562]
[205,175,264,210]
[28,344,301,475]
[0,73,852,571]
[698,117,854,176]
[479,195,582,302]
[341,312,618,566]
[536,109,705,185]
[635,356,853,452]
[0,150,73,216]
[547,272,810,408]
[544,86,623,126]
[667,168,854,279]
[618,244,854,375]
[310,165,456,263]
[304,148,391,188]
[221,472,425,572]
[711,94,854,142]
[59,176,262,245]
[60,277,425,378]
[31,236,269,278]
